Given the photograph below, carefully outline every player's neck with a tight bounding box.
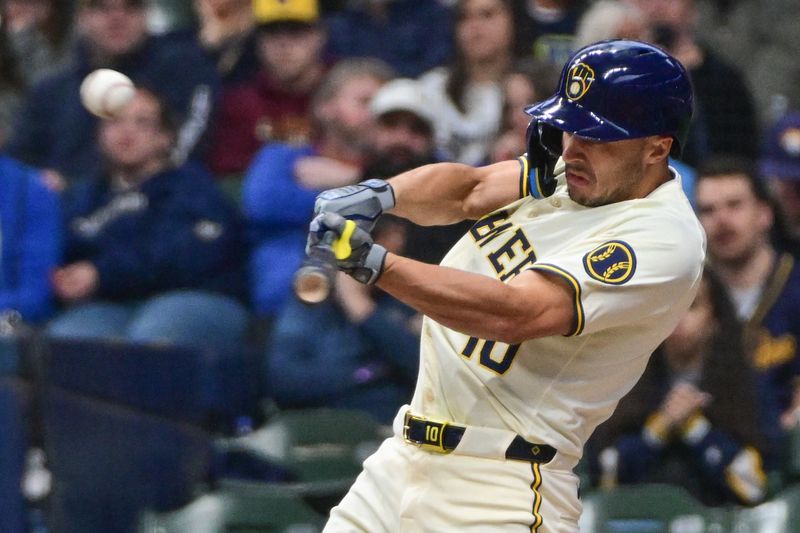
[715,243,776,291]
[633,164,673,199]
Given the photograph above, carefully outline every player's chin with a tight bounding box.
[566,182,594,206]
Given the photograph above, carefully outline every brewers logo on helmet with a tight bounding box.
[565,63,595,101]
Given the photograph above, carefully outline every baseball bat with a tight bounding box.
[293,231,338,304]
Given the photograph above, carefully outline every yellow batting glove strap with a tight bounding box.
[332,219,357,260]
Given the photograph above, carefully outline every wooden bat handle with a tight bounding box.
[293,232,337,304]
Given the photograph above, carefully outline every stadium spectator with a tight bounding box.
[46,88,249,359]
[628,0,758,167]
[206,0,329,178]
[489,58,559,163]
[1,0,73,87]
[5,0,219,186]
[363,77,472,265]
[0,383,27,533]
[573,0,650,48]
[242,58,393,324]
[512,0,588,67]
[325,0,453,78]
[695,155,800,464]
[417,0,513,166]
[0,23,23,148]
[0,154,62,324]
[759,112,800,241]
[588,268,767,506]
[192,0,259,84]
[265,216,419,424]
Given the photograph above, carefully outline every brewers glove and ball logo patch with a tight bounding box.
[566,62,595,101]
[583,241,636,284]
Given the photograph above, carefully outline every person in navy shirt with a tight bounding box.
[6,0,219,186]
[47,87,248,361]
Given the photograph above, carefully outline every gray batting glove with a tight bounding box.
[314,179,395,230]
[309,212,387,285]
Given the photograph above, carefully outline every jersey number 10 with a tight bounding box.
[461,337,521,375]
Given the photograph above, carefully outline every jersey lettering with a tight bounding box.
[471,211,512,247]
[488,228,537,281]
[499,251,537,281]
[753,329,797,370]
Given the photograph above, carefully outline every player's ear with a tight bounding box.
[644,135,672,164]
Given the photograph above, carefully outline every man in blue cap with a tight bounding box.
[760,112,800,240]
[306,40,705,531]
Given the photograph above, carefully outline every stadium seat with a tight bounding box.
[44,338,224,427]
[784,425,800,481]
[0,335,20,376]
[42,387,212,533]
[221,408,388,481]
[0,379,29,533]
[732,485,800,533]
[578,483,731,533]
[217,408,389,513]
[138,479,324,533]
[139,493,225,533]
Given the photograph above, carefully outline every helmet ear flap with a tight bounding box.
[524,119,560,199]
[526,120,563,158]
[539,123,562,156]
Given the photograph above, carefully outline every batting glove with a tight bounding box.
[308,212,387,285]
[524,120,560,199]
[314,179,395,230]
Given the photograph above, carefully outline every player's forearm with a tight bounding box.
[377,254,567,344]
[389,160,519,225]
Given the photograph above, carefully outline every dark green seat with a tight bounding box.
[138,481,324,533]
[579,484,731,533]
[217,408,389,515]
[732,484,800,533]
[783,425,800,481]
[223,408,388,482]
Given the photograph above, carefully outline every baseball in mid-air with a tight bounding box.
[80,69,135,119]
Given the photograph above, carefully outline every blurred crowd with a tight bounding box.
[2,0,800,524]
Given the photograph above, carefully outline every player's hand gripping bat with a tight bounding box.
[294,180,394,304]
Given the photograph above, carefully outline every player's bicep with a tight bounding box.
[462,160,526,219]
[506,268,577,340]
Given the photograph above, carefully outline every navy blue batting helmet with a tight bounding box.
[525,40,693,157]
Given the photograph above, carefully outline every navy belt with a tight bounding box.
[403,413,556,463]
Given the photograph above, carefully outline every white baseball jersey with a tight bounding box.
[409,165,706,468]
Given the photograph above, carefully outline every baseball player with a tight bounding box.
[307,40,705,532]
